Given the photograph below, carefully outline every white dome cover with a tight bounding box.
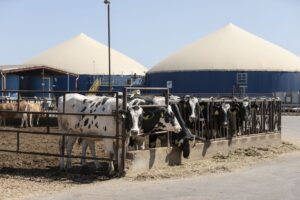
[25,33,147,75]
[149,24,300,73]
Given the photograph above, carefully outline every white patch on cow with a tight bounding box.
[243,101,249,108]
[129,106,143,136]
[188,97,199,122]
[221,103,230,126]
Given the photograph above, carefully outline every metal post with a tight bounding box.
[104,0,112,91]
[115,92,119,172]
[67,73,70,92]
[121,87,127,171]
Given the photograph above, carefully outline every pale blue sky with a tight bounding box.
[0,0,300,68]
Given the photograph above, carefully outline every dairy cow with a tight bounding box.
[80,96,183,165]
[57,93,144,172]
[0,102,29,127]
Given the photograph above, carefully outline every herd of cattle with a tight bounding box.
[0,92,281,173]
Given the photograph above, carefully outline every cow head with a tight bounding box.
[125,105,143,136]
[159,105,182,133]
[182,95,199,122]
[221,103,231,126]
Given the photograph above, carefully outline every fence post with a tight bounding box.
[115,92,120,173]
[121,87,127,172]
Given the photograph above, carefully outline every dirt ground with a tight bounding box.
[0,125,298,200]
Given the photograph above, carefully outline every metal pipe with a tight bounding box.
[75,75,79,91]
[104,0,112,91]
[67,73,70,91]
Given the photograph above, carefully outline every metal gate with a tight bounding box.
[0,90,125,173]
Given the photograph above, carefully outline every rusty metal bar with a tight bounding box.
[115,93,120,172]
[16,131,20,152]
[0,129,121,139]
[0,149,115,161]
[121,87,127,172]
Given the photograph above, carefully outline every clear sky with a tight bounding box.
[0,0,300,68]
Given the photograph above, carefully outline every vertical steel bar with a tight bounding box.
[16,131,20,152]
[121,87,127,172]
[63,93,66,113]
[278,101,282,132]
[46,113,50,134]
[17,92,20,112]
[115,92,119,172]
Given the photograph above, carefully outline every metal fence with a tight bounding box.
[180,98,281,140]
[0,90,124,173]
[0,89,282,173]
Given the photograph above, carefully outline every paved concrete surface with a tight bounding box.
[30,116,300,200]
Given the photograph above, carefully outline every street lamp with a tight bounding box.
[104,0,112,91]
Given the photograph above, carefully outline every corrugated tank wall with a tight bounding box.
[146,71,300,95]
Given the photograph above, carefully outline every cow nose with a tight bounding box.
[131,130,139,136]
[189,116,197,121]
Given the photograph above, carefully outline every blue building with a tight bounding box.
[146,24,300,100]
[0,65,77,98]
[24,33,147,92]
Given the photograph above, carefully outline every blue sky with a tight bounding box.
[0,0,300,68]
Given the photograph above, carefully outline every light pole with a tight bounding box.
[104,0,112,91]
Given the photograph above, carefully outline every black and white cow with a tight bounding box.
[80,97,182,164]
[127,95,196,158]
[57,93,144,172]
[210,102,231,138]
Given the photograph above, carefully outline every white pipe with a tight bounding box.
[67,73,70,91]
[75,75,79,90]
[1,72,6,90]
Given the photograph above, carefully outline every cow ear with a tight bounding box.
[143,111,154,120]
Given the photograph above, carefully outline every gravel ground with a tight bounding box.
[0,116,299,200]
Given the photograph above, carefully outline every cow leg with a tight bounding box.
[59,136,66,170]
[20,114,27,128]
[104,139,115,174]
[81,139,88,166]
[29,113,33,127]
[66,136,77,170]
[36,114,40,126]
[87,140,100,169]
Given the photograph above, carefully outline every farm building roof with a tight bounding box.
[24,33,147,75]
[0,64,78,76]
[149,23,300,73]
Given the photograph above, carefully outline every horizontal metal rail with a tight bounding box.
[0,129,121,139]
[0,149,116,162]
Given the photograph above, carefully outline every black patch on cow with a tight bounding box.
[102,107,105,111]
[91,120,94,125]
[103,126,107,131]
[90,109,93,113]
[84,118,89,126]
[72,104,75,108]
[132,100,138,106]
[87,100,93,104]
[95,101,102,108]
[90,102,96,108]
[94,115,97,119]
[101,97,109,106]
[88,124,91,129]
[83,99,87,104]
[95,122,99,128]
[75,122,80,128]
[80,106,87,112]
